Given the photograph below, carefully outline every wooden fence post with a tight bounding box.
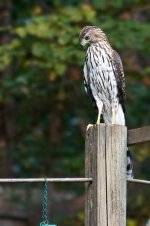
[85,124,127,226]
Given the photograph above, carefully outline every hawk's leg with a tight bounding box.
[96,101,103,124]
[112,108,116,124]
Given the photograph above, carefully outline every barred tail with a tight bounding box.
[127,148,134,179]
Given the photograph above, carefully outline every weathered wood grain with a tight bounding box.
[85,124,127,226]
[97,124,107,226]
[85,124,107,226]
[106,125,127,226]
[128,126,150,145]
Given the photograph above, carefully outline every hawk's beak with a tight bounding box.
[80,40,87,49]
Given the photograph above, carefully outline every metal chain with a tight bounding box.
[41,179,49,225]
[40,179,57,226]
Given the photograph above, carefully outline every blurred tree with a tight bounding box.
[0,0,13,177]
[0,0,149,225]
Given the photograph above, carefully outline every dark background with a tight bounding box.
[0,0,149,225]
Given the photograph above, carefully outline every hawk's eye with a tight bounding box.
[85,35,90,40]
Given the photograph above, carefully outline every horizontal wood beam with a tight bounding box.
[128,126,150,145]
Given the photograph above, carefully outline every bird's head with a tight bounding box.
[79,26,108,48]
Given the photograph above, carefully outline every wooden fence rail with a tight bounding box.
[128,126,150,145]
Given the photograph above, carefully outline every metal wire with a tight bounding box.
[0,178,149,185]
[0,178,93,183]
[127,179,150,185]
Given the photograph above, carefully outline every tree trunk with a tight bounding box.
[0,0,13,177]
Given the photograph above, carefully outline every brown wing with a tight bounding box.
[112,50,126,113]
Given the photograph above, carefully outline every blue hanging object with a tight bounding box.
[40,224,57,226]
[39,179,57,226]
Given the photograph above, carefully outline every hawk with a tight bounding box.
[79,26,133,179]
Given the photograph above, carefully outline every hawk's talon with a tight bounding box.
[86,124,93,131]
